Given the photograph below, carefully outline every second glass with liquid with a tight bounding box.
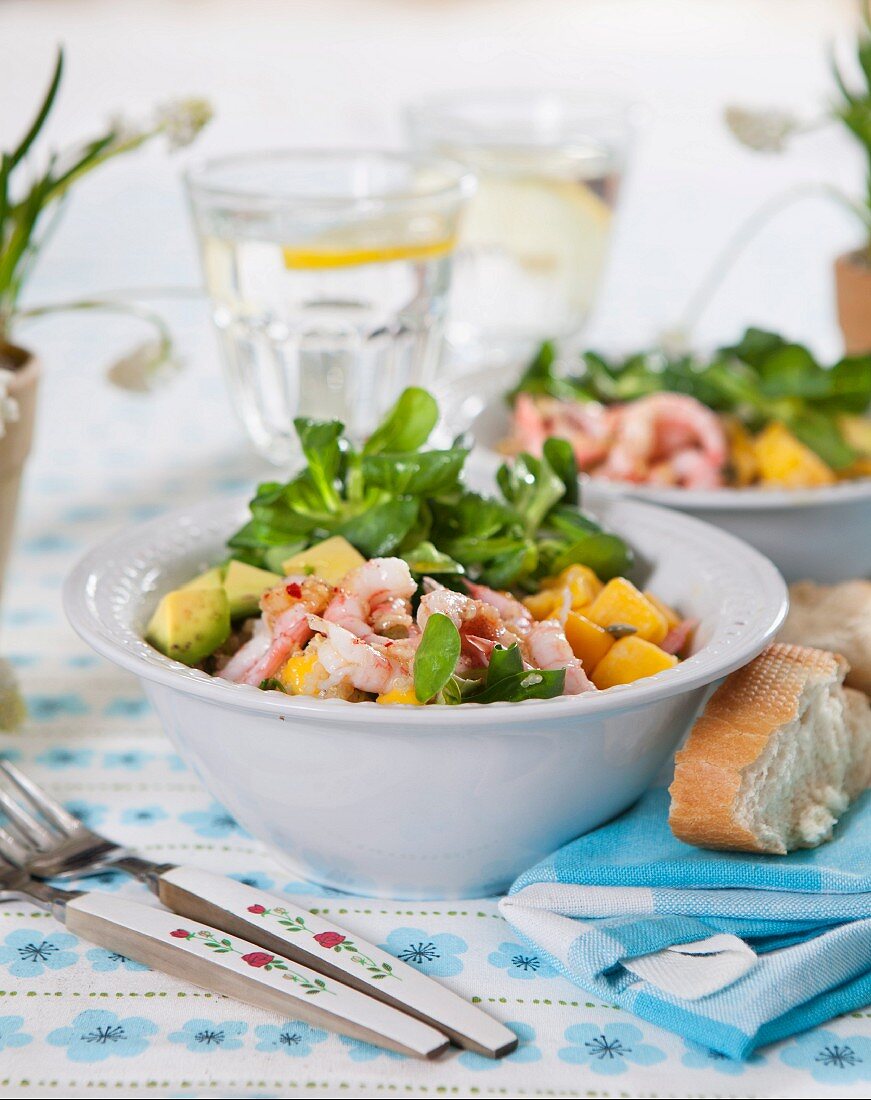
[406,92,631,358]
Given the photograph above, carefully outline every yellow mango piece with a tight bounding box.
[723,417,759,487]
[754,422,836,488]
[281,535,366,585]
[376,684,423,705]
[280,649,325,695]
[542,564,603,604]
[591,636,678,690]
[564,611,614,670]
[643,591,681,631]
[523,589,564,621]
[587,577,669,645]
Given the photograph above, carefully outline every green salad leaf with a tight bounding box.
[453,643,566,704]
[362,386,439,455]
[414,613,462,702]
[510,328,871,471]
[228,387,633,590]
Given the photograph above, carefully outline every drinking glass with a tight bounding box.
[186,151,472,465]
[405,91,633,360]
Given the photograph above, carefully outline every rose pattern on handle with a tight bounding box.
[244,905,398,981]
[167,928,334,995]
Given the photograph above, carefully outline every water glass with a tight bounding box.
[186,151,472,465]
[405,91,633,360]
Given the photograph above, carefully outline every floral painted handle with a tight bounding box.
[154,865,518,1059]
[63,890,448,1059]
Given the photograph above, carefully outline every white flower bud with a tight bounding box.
[725,106,800,153]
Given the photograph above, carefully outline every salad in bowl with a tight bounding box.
[65,388,787,897]
[504,329,871,491]
[146,388,692,704]
[448,330,871,583]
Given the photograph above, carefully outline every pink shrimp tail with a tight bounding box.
[660,618,698,656]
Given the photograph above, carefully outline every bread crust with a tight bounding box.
[668,643,847,853]
[779,580,871,695]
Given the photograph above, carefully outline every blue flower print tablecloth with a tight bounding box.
[1,329,870,1099]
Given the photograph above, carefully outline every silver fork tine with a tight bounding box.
[0,827,32,867]
[0,760,81,834]
[0,787,61,848]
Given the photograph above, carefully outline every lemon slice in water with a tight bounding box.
[282,226,456,270]
[462,175,612,307]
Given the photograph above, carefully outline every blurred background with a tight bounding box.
[0,0,863,468]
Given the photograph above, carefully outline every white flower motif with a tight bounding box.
[724,105,801,153]
[0,369,20,440]
[153,97,214,150]
[106,339,181,392]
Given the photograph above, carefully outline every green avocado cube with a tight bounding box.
[182,565,226,590]
[223,560,282,618]
[145,587,231,666]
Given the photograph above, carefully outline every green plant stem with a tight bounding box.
[677,182,871,338]
[16,296,173,356]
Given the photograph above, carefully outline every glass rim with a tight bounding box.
[404,86,637,119]
[184,148,475,209]
[403,88,638,147]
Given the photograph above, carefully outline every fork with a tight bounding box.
[0,849,449,1058]
[0,760,517,1058]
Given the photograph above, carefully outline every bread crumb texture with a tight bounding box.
[669,643,870,855]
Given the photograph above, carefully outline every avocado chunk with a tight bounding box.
[145,588,230,666]
[281,535,366,585]
[223,560,281,618]
[182,565,226,591]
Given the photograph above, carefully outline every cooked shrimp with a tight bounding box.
[510,393,549,455]
[527,619,595,695]
[260,574,334,632]
[217,617,272,683]
[661,618,698,656]
[218,609,312,686]
[307,615,411,695]
[509,395,613,469]
[418,582,531,671]
[599,393,727,487]
[325,557,416,639]
[464,582,534,638]
[220,574,333,686]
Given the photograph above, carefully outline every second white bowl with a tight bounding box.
[450,378,871,585]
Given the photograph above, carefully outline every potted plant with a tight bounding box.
[725,4,871,352]
[0,49,211,601]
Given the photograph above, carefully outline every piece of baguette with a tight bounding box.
[668,643,871,854]
[779,580,871,696]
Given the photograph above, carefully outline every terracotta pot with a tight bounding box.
[835,249,871,355]
[0,345,39,602]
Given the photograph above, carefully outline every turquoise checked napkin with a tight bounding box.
[500,787,871,1060]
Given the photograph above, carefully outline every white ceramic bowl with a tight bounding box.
[447,376,871,585]
[64,495,787,899]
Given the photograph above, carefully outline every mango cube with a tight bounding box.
[564,611,614,670]
[281,535,365,585]
[591,636,678,690]
[281,649,325,695]
[754,422,835,488]
[643,591,681,631]
[376,684,423,705]
[543,564,602,607]
[723,417,759,487]
[587,577,669,645]
[523,589,564,621]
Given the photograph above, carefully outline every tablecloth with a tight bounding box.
[1,331,869,1099]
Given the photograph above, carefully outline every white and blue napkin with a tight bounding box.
[500,787,871,1060]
